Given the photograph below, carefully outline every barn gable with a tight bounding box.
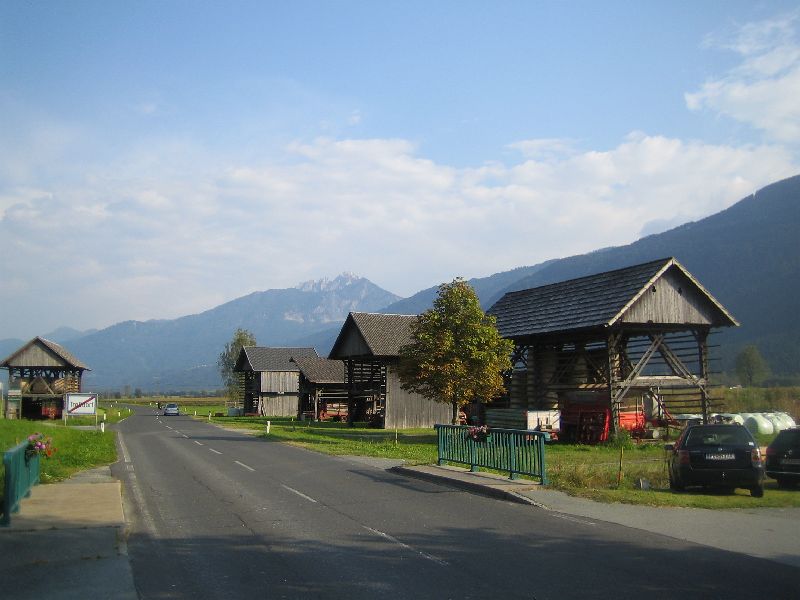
[329,312,416,359]
[490,258,737,340]
[618,265,734,326]
[1,337,89,371]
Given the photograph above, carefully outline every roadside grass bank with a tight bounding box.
[204,415,437,462]
[120,398,229,416]
[64,404,133,427]
[545,440,800,508]
[0,419,117,497]
[201,414,800,508]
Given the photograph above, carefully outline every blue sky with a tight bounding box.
[1,1,799,339]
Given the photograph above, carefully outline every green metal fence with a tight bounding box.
[2,440,40,527]
[435,424,549,484]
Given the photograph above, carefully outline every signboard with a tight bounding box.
[66,393,98,415]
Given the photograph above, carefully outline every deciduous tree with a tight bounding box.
[218,328,257,402]
[398,278,513,424]
[735,345,770,387]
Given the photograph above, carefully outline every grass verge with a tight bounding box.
[200,414,800,508]
[1,419,118,497]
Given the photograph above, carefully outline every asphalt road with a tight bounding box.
[113,407,798,599]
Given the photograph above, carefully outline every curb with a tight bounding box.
[390,465,550,508]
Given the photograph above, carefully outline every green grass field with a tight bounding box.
[0,419,118,499]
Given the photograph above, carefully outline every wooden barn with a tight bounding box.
[291,356,349,421]
[234,347,318,416]
[1,337,90,419]
[487,258,738,441]
[328,312,451,429]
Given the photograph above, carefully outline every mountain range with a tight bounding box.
[2,174,798,390]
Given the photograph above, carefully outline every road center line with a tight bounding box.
[281,485,317,503]
[235,460,255,472]
[194,441,204,446]
[362,525,448,566]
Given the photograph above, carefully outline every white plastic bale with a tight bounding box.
[744,414,773,435]
[765,413,786,432]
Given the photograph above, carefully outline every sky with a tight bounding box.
[1,1,799,340]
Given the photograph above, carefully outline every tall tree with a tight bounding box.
[735,345,770,387]
[218,328,257,402]
[398,278,514,424]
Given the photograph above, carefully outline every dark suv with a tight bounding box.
[666,423,765,497]
[765,427,800,488]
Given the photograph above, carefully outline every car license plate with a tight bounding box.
[781,458,800,465]
[705,453,735,460]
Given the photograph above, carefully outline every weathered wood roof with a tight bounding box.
[290,356,346,384]
[0,336,90,370]
[329,312,417,359]
[234,347,318,373]
[489,257,738,339]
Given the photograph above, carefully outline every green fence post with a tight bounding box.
[436,425,445,466]
[509,433,518,480]
[539,433,549,485]
[469,436,478,472]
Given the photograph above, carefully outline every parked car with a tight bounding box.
[665,423,765,497]
[765,427,800,488]
[163,403,180,416]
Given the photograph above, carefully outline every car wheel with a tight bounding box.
[750,484,764,498]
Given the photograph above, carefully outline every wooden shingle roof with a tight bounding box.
[0,336,90,370]
[290,356,346,384]
[489,257,738,339]
[329,312,417,358]
[235,347,318,372]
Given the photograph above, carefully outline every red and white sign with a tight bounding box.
[66,393,98,415]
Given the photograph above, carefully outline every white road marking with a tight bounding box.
[551,514,596,526]
[118,433,132,464]
[165,425,173,430]
[194,441,204,446]
[181,434,189,438]
[209,448,222,455]
[362,525,448,566]
[118,432,157,536]
[281,485,318,503]
[235,460,255,472]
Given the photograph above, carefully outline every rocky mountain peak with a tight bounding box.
[294,272,362,293]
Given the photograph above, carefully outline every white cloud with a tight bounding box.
[685,11,800,142]
[0,131,796,339]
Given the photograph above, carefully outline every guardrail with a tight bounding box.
[2,441,40,526]
[435,424,549,484]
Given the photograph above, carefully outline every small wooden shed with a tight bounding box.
[291,356,348,421]
[1,337,90,419]
[488,258,738,440]
[234,347,318,416]
[328,312,451,429]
